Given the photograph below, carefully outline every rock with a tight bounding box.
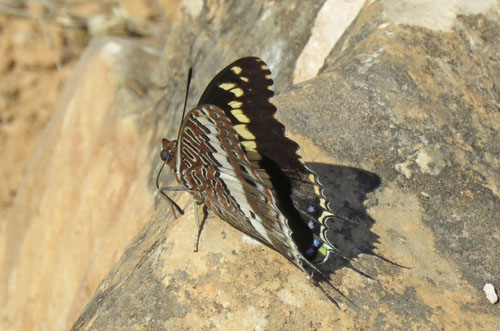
[0,37,162,330]
[1,0,499,330]
[484,283,499,304]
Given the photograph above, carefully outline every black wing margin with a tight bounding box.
[198,57,302,171]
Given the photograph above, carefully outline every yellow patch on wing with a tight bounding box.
[319,198,328,209]
[241,141,257,149]
[255,169,273,188]
[319,231,327,243]
[230,88,244,97]
[228,100,243,108]
[262,179,273,188]
[246,149,262,161]
[256,169,270,179]
[219,82,236,90]
[250,160,260,168]
[320,210,335,221]
[234,124,256,140]
[231,66,242,74]
[319,241,334,262]
[314,185,321,195]
[240,76,249,82]
[231,109,250,123]
[312,244,329,263]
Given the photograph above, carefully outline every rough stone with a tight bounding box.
[1,0,499,330]
[0,37,162,330]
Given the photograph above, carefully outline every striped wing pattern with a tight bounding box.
[175,105,302,265]
[162,57,339,275]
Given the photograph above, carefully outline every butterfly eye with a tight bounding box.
[160,149,170,162]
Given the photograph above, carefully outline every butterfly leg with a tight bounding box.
[193,202,208,252]
[158,186,187,217]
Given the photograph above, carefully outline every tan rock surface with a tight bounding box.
[1,0,499,330]
[0,2,169,329]
[0,37,161,330]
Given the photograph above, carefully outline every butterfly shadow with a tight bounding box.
[305,162,390,279]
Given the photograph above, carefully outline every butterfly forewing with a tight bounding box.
[176,104,303,265]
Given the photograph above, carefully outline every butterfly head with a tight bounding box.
[161,138,177,168]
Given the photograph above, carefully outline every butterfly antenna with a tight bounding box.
[176,67,193,142]
[156,67,192,217]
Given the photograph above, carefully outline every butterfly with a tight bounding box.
[158,57,343,292]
